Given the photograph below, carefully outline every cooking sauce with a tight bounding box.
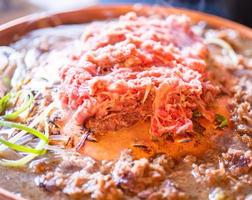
[0,19,252,200]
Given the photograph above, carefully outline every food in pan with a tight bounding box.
[0,10,252,200]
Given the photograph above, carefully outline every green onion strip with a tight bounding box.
[0,121,48,142]
[0,120,48,155]
[0,93,11,114]
[0,103,54,152]
[0,121,49,167]
[0,103,54,167]
[0,137,45,155]
[3,91,34,120]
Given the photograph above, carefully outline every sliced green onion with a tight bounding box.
[0,103,55,167]
[0,137,45,154]
[0,121,49,167]
[0,120,47,155]
[0,120,48,143]
[215,114,228,128]
[3,91,34,120]
[0,93,11,114]
[0,103,55,152]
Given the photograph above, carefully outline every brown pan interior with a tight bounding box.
[0,4,251,200]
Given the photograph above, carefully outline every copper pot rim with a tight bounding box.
[0,4,251,200]
[0,4,251,45]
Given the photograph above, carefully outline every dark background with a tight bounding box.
[0,0,252,27]
[101,0,252,27]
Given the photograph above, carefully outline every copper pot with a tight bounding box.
[0,4,251,200]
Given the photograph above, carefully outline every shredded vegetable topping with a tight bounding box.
[0,92,51,167]
[0,93,11,114]
[0,120,49,167]
[215,114,228,128]
[3,91,34,120]
[59,12,217,136]
[0,121,48,144]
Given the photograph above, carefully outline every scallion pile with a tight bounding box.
[0,91,50,167]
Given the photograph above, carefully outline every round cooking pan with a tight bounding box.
[0,4,251,200]
[0,4,252,46]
